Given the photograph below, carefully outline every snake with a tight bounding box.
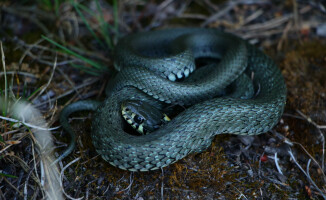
[58,28,287,171]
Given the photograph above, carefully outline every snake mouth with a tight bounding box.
[166,66,194,81]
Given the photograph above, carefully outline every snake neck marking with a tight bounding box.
[167,66,194,81]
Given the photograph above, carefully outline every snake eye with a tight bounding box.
[134,115,144,124]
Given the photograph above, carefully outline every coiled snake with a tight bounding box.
[59,28,286,171]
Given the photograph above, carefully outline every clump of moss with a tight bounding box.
[280,40,326,115]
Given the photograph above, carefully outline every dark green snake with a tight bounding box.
[58,28,286,171]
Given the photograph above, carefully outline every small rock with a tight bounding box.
[238,135,255,146]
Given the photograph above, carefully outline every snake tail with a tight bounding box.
[54,100,101,165]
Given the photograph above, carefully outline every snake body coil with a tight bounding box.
[58,28,286,171]
[87,28,286,171]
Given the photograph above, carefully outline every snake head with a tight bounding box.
[121,100,170,135]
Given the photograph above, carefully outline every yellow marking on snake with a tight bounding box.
[164,114,171,121]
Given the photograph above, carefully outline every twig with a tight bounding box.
[0,115,59,131]
[282,113,305,120]
[40,159,45,188]
[179,13,208,20]
[34,78,99,107]
[79,154,99,165]
[0,71,37,78]
[1,129,19,136]
[201,0,239,27]
[30,137,43,198]
[7,154,43,191]
[19,38,44,68]
[18,47,78,66]
[56,68,82,98]
[288,150,326,199]
[85,179,96,200]
[202,0,220,12]
[157,0,175,11]
[241,9,264,26]
[270,130,294,146]
[272,128,326,183]
[239,29,284,39]
[121,172,134,193]
[15,37,111,64]
[0,132,29,154]
[241,15,291,32]
[60,157,83,200]
[1,42,8,114]
[296,109,325,171]
[24,169,34,200]
[3,177,24,198]
[306,0,326,13]
[297,110,326,129]
[274,153,283,175]
[292,0,299,32]
[277,20,293,51]
[292,141,326,182]
[232,185,248,200]
[36,55,57,100]
[148,0,190,30]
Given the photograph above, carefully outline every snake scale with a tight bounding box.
[59,28,286,171]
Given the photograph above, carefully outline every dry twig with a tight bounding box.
[288,150,326,199]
